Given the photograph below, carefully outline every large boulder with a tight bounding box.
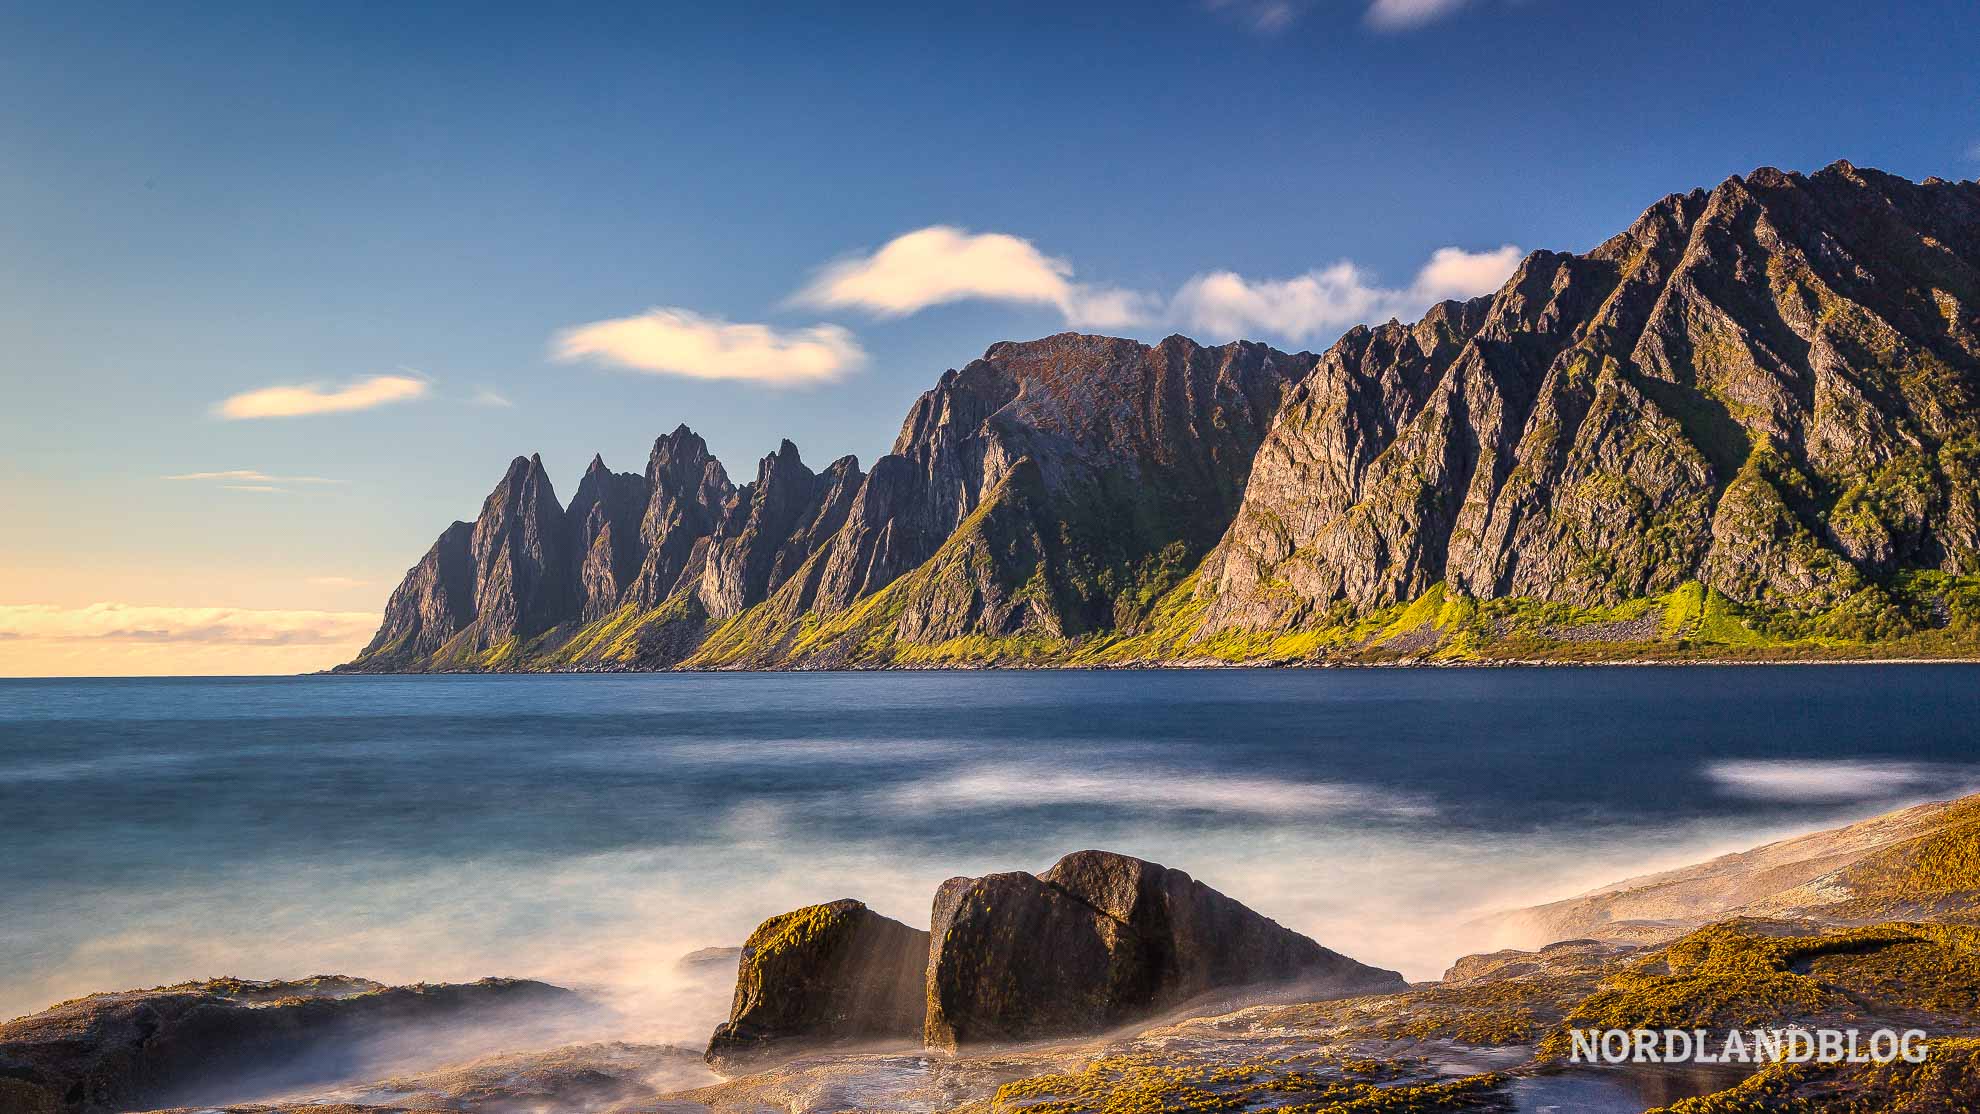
[925,850,1404,1049]
[705,899,928,1070]
[0,975,578,1113]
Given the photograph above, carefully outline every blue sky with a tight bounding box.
[3,0,1977,673]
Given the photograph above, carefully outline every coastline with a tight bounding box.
[317,653,1980,676]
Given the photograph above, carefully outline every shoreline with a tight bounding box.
[315,654,1980,677]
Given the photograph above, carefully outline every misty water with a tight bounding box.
[7,665,1980,1056]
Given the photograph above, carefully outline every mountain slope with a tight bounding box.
[1175,163,1980,648]
[342,163,1980,672]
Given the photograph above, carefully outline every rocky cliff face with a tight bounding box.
[344,163,1980,672]
[1196,162,1980,638]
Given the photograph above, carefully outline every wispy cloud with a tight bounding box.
[1207,0,1471,33]
[470,387,514,408]
[214,374,428,420]
[1365,0,1470,30]
[163,469,341,495]
[1170,244,1523,344]
[792,226,1155,329]
[1204,0,1304,33]
[163,470,339,484]
[554,308,864,386]
[0,603,380,647]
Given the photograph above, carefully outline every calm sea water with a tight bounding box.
[5,667,1980,1037]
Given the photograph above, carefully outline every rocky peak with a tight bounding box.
[465,454,573,648]
[356,520,476,667]
[697,441,825,618]
[629,425,734,608]
[567,454,650,623]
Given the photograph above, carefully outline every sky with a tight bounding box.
[2,0,1977,676]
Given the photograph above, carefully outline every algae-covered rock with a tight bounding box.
[0,975,577,1114]
[925,850,1403,1050]
[705,899,929,1071]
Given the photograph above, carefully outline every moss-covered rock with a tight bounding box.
[705,899,929,1071]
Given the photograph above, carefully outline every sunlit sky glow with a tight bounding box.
[3,0,1977,675]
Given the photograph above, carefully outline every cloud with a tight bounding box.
[1364,0,1470,29]
[554,308,865,386]
[163,470,341,496]
[214,375,428,420]
[1170,244,1522,344]
[1411,245,1527,301]
[1205,0,1303,32]
[792,226,1154,329]
[1967,141,1980,164]
[0,603,380,647]
[470,387,514,408]
[164,470,339,485]
[1206,0,1472,33]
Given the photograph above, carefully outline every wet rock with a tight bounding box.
[705,899,929,1071]
[924,850,1404,1049]
[674,946,744,976]
[0,976,578,1114]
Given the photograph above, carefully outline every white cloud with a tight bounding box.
[163,470,340,485]
[1207,0,1472,33]
[1411,245,1526,301]
[554,308,864,386]
[1170,244,1522,344]
[470,387,514,408]
[0,603,380,647]
[214,375,428,420]
[162,469,341,495]
[791,226,1154,329]
[1365,0,1470,30]
[1205,0,1303,32]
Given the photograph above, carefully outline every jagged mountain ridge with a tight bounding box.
[344,162,1980,672]
[348,332,1308,670]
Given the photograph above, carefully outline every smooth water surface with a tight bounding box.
[5,667,1979,1036]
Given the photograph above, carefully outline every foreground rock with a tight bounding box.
[924,850,1404,1049]
[0,975,578,1114]
[130,1041,713,1114]
[705,899,928,1070]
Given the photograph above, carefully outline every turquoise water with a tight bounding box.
[5,667,1979,1036]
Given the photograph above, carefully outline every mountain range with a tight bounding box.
[341,162,1980,671]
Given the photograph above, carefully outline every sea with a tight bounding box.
[6,666,1979,1052]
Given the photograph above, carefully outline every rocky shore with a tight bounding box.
[8,811,1980,1113]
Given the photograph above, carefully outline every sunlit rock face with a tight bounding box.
[1197,162,1980,633]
